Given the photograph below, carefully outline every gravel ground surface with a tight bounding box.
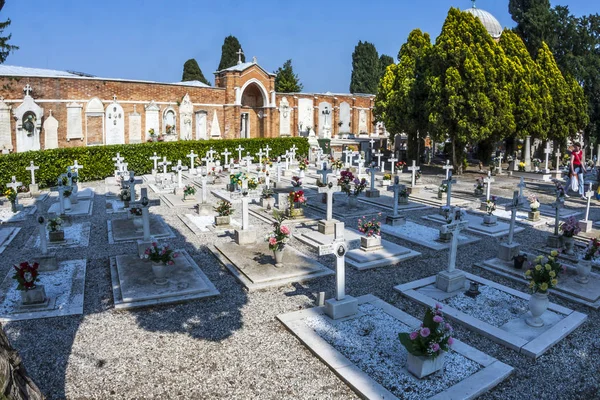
[1,165,599,399]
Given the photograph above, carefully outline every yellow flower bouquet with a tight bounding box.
[524,251,564,293]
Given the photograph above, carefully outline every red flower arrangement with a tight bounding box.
[12,261,40,291]
[289,190,307,205]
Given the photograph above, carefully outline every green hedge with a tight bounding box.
[0,137,309,189]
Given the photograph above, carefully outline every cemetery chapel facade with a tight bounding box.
[0,59,375,153]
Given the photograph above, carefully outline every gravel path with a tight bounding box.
[1,167,599,400]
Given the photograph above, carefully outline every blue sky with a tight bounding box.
[3,0,597,93]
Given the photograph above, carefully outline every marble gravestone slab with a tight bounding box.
[395,273,587,359]
[178,214,241,235]
[0,227,20,254]
[110,249,219,309]
[48,199,93,217]
[479,257,600,309]
[26,222,91,250]
[148,183,177,194]
[277,294,514,400]
[107,216,174,243]
[211,241,333,292]
[422,212,525,238]
[406,187,473,208]
[105,198,129,214]
[0,259,86,322]
[161,193,201,208]
[381,220,480,251]
[469,206,551,227]
[294,225,362,249]
[345,239,421,271]
[0,205,37,223]
[358,194,429,212]
[49,187,95,200]
[307,194,386,219]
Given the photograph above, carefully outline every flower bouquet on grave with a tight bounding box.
[518,162,526,171]
[291,176,302,188]
[438,183,448,198]
[214,200,233,226]
[144,242,178,264]
[528,195,540,212]
[338,170,367,197]
[474,176,485,194]
[395,161,406,172]
[287,190,307,218]
[182,184,196,200]
[12,261,47,305]
[399,303,454,378]
[485,196,497,215]
[261,188,274,199]
[266,212,290,267]
[415,170,422,182]
[47,217,63,238]
[4,188,17,203]
[63,189,72,198]
[130,206,143,217]
[398,186,409,204]
[247,178,258,191]
[577,238,600,283]
[298,157,310,171]
[120,188,131,203]
[358,213,383,250]
[17,185,28,193]
[165,124,174,135]
[524,252,563,326]
[331,158,344,170]
[383,173,392,181]
[560,216,581,255]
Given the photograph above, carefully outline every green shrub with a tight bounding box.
[0,137,309,189]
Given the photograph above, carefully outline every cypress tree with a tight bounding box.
[181,59,210,85]
[349,41,379,94]
[218,35,245,71]
[274,59,303,93]
[378,54,394,81]
[0,0,17,64]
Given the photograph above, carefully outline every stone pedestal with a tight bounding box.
[437,192,447,201]
[498,242,520,262]
[29,183,39,195]
[324,295,358,320]
[20,285,47,305]
[483,215,497,226]
[579,220,593,233]
[235,229,256,245]
[398,196,409,205]
[48,230,65,242]
[360,235,383,252]
[546,235,561,249]
[318,219,338,235]
[285,207,304,219]
[528,211,540,222]
[386,215,406,226]
[408,185,422,195]
[260,197,275,209]
[435,269,466,293]
[34,253,58,272]
[366,189,380,198]
[479,202,488,212]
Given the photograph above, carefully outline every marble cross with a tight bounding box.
[442,172,456,208]
[276,159,282,183]
[284,151,290,170]
[235,145,245,163]
[54,181,68,216]
[368,163,378,192]
[551,191,563,236]
[257,148,265,165]
[389,156,398,174]
[483,172,494,201]
[206,147,217,163]
[221,148,232,166]
[158,157,172,175]
[408,160,420,187]
[387,176,404,218]
[506,190,522,245]
[38,216,48,255]
[241,194,250,231]
[444,220,469,274]
[317,162,332,185]
[172,160,189,188]
[128,171,138,201]
[263,145,272,159]
[6,176,22,191]
[343,149,353,167]
[26,161,39,185]
[442,160,453,180]
[555,147,561,173]
[318,182,341,221]
[584,183,594,222]
[244,153,253,173]
[289,144,298,160]
[374,151,383,169]
[70,160,84,175]
[187,150,198,172]
[356,153,365,176]
[318,222,347,301]
[543,142,552,173]
[517,177,526,203]
[140,188,152,242]
[149,153,161,171]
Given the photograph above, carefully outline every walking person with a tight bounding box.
[563,142,586,199]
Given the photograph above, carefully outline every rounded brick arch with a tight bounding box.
[238,78,269,108]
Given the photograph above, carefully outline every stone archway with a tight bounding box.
[239,80,267,139]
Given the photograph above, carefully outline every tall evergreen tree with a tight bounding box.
[218,35,245,71]
[349,41,379,94]
[181,59,210,85]
[378,54,394,81]
[274,59,303,93]
[0,0,17,64]
[508,0,554,56]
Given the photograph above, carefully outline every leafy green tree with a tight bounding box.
[350,41,379,94]
[378,54,394,81]
[509,0,554,56]
[274,59,303,93]
[374,29,432,161]
[181,59,210,85]
[0,0,17,64]
[218,35,245,71]
[427,8,510,173]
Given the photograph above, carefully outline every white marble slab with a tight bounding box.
[381,221,480,251]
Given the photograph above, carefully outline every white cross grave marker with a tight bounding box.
[26,161,39,185]
[317,162,332,185]
[318,182,341,222]
[235,145,245,164]
[6,176,22,192]
[187,150,198,174]
[150,152,161,172]
[484,172,495,201]
[172,160,189,188]
[408,160,420,187]
[443,160,453,180]
[158,157,172,175]
[221,148,232,166]
[544,142,552,173]
[374,151,383,169]
[263,145,272,159]
[389,156,398,174]
[442,172,456,208]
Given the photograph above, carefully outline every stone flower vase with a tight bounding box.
[576,259,592,284]
[64,196,72,212]
[299,170,305,178]
[563,236,575,255]
[49,230,65,242]
[348,196,358,208]
[151,262,169,285]
[406,351,446,379]
[438,226,452,242]
[437,192,447,200]
[133,216,143,232]
[273,248,285,268]
[398,195,409,205]
[474,188,483,197]
[360,235,382,252]
[20,285,46,305]
[261,197,275,209]
[123,200,130,208]
[526,292,549,327]
[381,180,391,187]
[215,215,231,226]
[483,214,497,226]
[528,210,540,222]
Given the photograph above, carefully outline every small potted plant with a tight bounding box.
[528,195,540,222]
[47,217,64,242]
[120,188,131,208]
[577,238,600,284]
[415,170,422,182]
[247,178,259,191]
[398,186,409,205]
[357,213,383,251]
[4,187,17,213]
[473,177,484,196]
[524,252,562,327]
[483,196,497,225]
[63,188,73,211]
[337,170,367,208]
[214,200,233,226]
[399,303,454,379]
[518,161,526,171]
[261,187,275,209]
[130,206,143,232]
[559,216,581,255]
[266,211,290,268]
[513,253,528,269]
[331,158,344,171]
[382,173,392,187]
[437,183,448,200]
[142,242,178,285]
[287,190,307,219]
[12,261,46,305]
[298,157,309,177]
[395,161,406,173]
[182,184,196,201]
[532,158,541,172]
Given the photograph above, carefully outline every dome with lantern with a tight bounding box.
[463,1,503,39]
